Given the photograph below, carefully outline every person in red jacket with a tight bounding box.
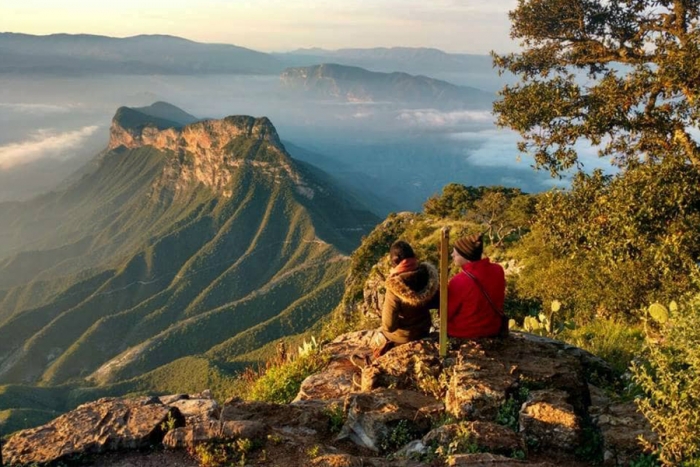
[447,233,505,339]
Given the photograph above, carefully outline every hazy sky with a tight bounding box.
[2,0,519,53]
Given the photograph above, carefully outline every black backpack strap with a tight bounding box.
[463,270,504,318]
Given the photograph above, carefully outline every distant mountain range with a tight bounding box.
[281,63,494,108]
[0,103,378,429]
[0,33,283,75]
[277,47,494,74]
[0,33,495,78]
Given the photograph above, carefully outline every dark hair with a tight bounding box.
[389,240,415,266]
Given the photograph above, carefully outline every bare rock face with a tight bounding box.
[588,385,657,466]
[519,389,582,451]
[163,420,267,449]
[221,398,336,434]
[445,342,516,420]
[361,339,442,394]
[295,330,379,401]
[3,397,179,466]
[423,421,526,457]
[336,389,442,452]
[107,113,315,201]
[445,335,591,421]
[447,453,556,466]
[159,392,220,425]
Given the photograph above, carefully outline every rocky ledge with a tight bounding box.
[2,332,656,467]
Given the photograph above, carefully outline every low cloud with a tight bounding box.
[396,109,493,128]
[450,128,619,190]
[0,126,100,170]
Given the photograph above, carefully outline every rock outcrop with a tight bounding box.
[107,107,316,200]
[3,397,180,465]
[3,331,656,467]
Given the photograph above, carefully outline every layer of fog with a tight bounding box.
[0,74,614,210]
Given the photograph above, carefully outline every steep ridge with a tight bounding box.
[0,104,378,394]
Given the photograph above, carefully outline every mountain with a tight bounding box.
[277,47,494,75]
[280,63,494,109]
[0,33,284,75]
[0,103,378,428]
[132,101,200,126]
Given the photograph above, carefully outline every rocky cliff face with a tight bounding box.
[109,109,314,199]
[3,332,656,467]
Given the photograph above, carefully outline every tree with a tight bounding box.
[513,159,700,319]
[493,0,700,174]
[423,183,482,219]
[468,192,535,247]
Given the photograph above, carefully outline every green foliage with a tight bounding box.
[494,0,700,173]
[575,426,604,463]
[413,357,449,399]
[512,161,700,321]
[379,419,417,453]
[324,403,345,434]
[647,303,669,325]
[306,444,322,459]
[432,423,481,458]
[192,438,258,467]
[495,386,530,431]
[495,397,519,431]
[559,319,645,377]
[345,213,417,303]
[245,346,329,404]
[632,296,700,466]
[629,454,661,467]
[159,412,178,433]
[423,184,535,247]
[0,408,60,438]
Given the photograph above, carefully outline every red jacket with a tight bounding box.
[447,258,505,339]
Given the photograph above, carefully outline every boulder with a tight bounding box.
[446,334,591,421]
[296,330,378,401]
[361,339,443,395]
[447,453,555,466]
[221,398,337,434]
[519,389,582,451]
[162,419,266,449]
[336,389,442,452]
[445,342,516,420]
[423,421,525,456]
[164,397,220,425]
[3,397,179,466]
[588,385,657,466]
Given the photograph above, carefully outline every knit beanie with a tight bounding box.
[454,234,483,261]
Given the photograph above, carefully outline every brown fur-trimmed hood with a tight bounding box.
[385,262,438,306]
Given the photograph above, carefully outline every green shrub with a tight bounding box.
[246,346,329,404]
[192,438,258,467]
[379,419,416,453]
[632,296,700,466]
[560,318,645,376]
[324,402,345,434]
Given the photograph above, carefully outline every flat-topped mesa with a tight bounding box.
[108,107,282,154]
[107,106,309,199]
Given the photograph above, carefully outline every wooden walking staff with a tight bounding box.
[439,227,450,357]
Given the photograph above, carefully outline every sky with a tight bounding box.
[2,0,519,53]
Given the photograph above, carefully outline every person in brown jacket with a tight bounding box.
[373,240,439,357]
